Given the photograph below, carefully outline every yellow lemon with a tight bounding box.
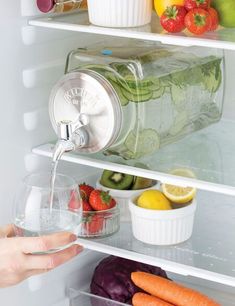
[162,168,197,204]
[137,190,172,210]
[162,184,196,204]
[154,0,184,17]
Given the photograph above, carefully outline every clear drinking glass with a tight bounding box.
[13,172,82,252]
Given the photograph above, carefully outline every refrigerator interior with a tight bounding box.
[1,1,235,305]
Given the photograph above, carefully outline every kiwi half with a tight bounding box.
[100,170,134,190]
[131,176,154,190]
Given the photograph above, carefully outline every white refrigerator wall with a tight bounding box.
[0,3,103,305]
[0,2,105,225]
[1,1,235,305]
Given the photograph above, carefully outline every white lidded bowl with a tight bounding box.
[87,0,152,28]
[129,195,197,245]
[96,180,158,222]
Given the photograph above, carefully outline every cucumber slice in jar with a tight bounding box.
[106,71,139,93]
[160,75,172,87]
[121,87,153,103]
[151,77,161,87]
[148,81,162,92]
[152,86,165,99]
[125,79,154,90]
[108,80,129,106]
[171,84,187,109]
[106,72,153,103]
[204,66,222,93]
[125,129,160,158]
[201,58,222,93]
[105,71,120,83]
[110,62,134,78]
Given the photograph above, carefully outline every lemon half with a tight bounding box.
[162,184,196,204]
[162,168,196,204]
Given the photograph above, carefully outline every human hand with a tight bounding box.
[0,225,82,288]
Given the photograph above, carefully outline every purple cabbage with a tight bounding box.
[90,256,168,305]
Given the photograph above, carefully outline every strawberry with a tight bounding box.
[82,200,93,212]
[89,190,116,211]
[68,191,82,211]
[83,213,104,235]
[160,6,187,33]
[79,183,94,201]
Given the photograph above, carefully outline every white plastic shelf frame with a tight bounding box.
[77,190,235,288]
[33,119,235,196]
[29,11,235,51]
[69,284,235,306]
[67,251,235,306]
[61,174,235,288]
[68,250,235,305]
[34,173,235,289]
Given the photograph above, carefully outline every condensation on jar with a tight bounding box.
[37,0,87,13]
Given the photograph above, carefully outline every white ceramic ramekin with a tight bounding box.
[129,196,197,245]
[87,0,152,28]
[96,180,158,222]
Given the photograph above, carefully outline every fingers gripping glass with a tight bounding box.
[12,172,82,253]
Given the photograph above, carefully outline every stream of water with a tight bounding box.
[49,160,59,214]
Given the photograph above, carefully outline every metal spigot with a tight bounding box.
[52,117,89,162]
[52,121,75,162]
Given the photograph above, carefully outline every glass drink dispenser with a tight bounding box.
[49,40,224,160]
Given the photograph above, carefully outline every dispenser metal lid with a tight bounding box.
[49,70,123,154]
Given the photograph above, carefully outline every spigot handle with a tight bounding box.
[57,120,73,141]
[56,114,89,152]
[57,114,89,140]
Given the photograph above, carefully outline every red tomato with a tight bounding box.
[207,7,219,31]
[184,0,210,11]
[160,5,187,33]
[185,8,212,35]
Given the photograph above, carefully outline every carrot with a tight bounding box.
[131,272,221,306]
[133,292,174,306]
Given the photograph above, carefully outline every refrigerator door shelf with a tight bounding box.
[29,11,235,51]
